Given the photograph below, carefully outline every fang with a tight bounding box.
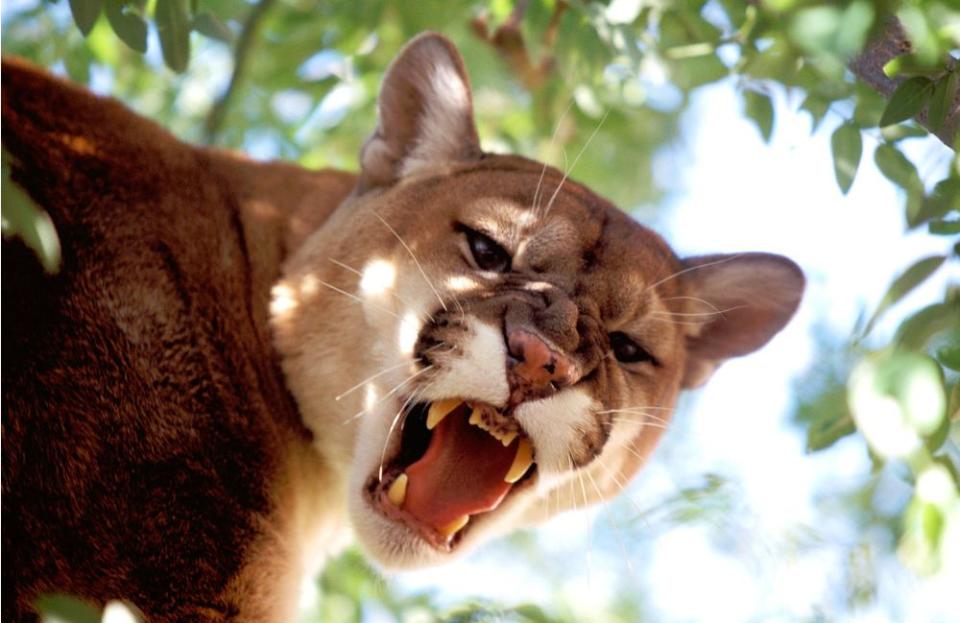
[387,473,408,506]
[426,399,462,430]
[504,437,534,484]
[439,514,470,538]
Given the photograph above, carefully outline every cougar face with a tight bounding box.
[270,34,804,569]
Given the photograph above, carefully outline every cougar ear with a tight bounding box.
[680,253,804,388]
[357,33,481,191]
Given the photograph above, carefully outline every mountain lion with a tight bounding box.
[2,33,803,622]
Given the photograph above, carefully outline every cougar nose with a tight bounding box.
[507,330,577,396]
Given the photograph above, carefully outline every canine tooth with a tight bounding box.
[500,431,518,447]
[439,514,470,538]
[504,437,533,484]
[468,407,483,427]
[427,399,461,430]
[387,473,408,506]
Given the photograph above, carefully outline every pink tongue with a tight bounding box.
[403,409,515,533]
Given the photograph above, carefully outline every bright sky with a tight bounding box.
[376,81,957,622]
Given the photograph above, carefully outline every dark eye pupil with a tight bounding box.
[468,231,510,272]
[609,332,654,364]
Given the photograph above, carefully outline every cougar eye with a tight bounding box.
[609,331,657,365]
[462,227,511,272]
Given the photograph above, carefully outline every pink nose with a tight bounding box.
[507,330,576,393]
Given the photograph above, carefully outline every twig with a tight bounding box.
[470,0,567,92]
[203,0,278,145]
[850,16,958,148]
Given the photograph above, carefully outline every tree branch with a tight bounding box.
[470,0,567,92]
[203,0,278,145]
[850,17,958,148]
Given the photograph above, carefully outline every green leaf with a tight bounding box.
[916,178,960,225]
[896,300,960,351]
[155,0,191,72]
[63,41,94,84]
[863,255,947,337]
[658,10,721,48]
[1,152,61,274]
[669,54,728,90]
[930,218,960,235]
[853,82,888,127]
[800,94,830,133]
[880,123,929,142]
[874,144,921,189]
[806,408,856,452]
[830,122,862,194]
[744,90,774,143]
[192,12,234,43]
[937,344,960,372]
[924,405,950,451]
[742,37,793,81]
[879,76,934,127]
[105,0,147,53]
[512,604,556,623]
[34,594,101,623]
[68,0,103,36]
[874,143,924,225]
[928,71,957,134]
[849,350,947,459]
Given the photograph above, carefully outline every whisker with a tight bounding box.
[644,254,744,293]
[584,468,636,575]
[596,406,675,412]
[373,364,434,407]
[650,305,745,318]
[660,295,727,315]
[600,435,659,459]
[371,211,451,314]
[574,456,594,589]
[595,459,641,513]
[328,258,437,324]
[567,455,580,515]
[604,411,672,427]
[598,406,674,421]
[341,365,433,425]
[648,317,715,327]
[610,418,671,431]
[334,359,420,402]
[532,100,575,217]
[594,458,655,533]
[543,109,610,217]
[314,277,400,320]
[378,386,428,481]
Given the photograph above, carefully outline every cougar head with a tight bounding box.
[271,33,804,569]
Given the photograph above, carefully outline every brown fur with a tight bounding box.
[2,58,353,621]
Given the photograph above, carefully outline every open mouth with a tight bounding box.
[370,399,537,550]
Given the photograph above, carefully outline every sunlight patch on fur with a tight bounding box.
[102,601,141,623]
[397,311,421,356]
[360,259,397,296]
[299,274,319,296]
[363,383,379,413]
[445,275,479,292]
[270,282,299,318]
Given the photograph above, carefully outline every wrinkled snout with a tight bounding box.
[506,330,577,404]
